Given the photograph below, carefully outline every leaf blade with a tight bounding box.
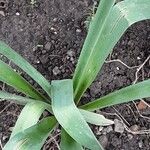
[80,109,114,126]
[0,60,47,101]
[80,80,150,111]
[51,79,103,150]
[4,117,57,150]
[0,41,51,97]
[60,129,83,150]
[10,101,51,138]
[73,0,150,103]
[73,0,116,103]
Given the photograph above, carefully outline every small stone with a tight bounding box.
[114,119,124,133]
[53,18,57,22]
[0,10,5,16]
[137,56,141,60]
[102,126,113,135]
[2,135,8,141]
[16,12,20,16]
[45,42,51,50]
[106,126,113,133]
[130,125,140,132]
[99,126,104,132]
[99,135,108,148]
[70,57,74,62]
[50,27,55,31]
[67,50,75,57]
[36,60,40,64]
[116,67,120,70]
[42,50,47,54]
[138,140,143,148]
[40,55,48,64]
[127,134,133,140]
[53,66,61,75]
[76,29,82,33]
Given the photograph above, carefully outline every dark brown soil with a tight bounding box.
[0,0,150,150]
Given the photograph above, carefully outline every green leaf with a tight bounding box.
[73,0,150,103]
[10,101,52,138]
[60,129,83,150]
[73,0,116,103]
[0,91,53,113]
[51,79,103,150]
[4,116,57,150]
[80,109,114,126]
[0,41,51,97]
[0,91,35,104]
[80,80,150,111]
[0,60,47,101]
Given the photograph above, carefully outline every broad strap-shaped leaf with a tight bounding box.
[60,129,83,150]
[10,101,52,138]
[73,0,116,103]
[80,79,150,111]
[80,109,114,126]
[51,79,103,150]
[4,116,57,150]
[73,0,150,103]
[0,41,51,97]
[0,59,47,101]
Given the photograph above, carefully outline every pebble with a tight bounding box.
[16,12,20,16]
[53,18,57,22]
[106,126,113,133]
[102,126,113,135]
[99,135,108,148]
[0,10,5,16]
[114,119,124,133]
[76,29,82,33]
[39,55,48,64]
[45,42,51,50]
[2,135,8,141]
[67,50,75,57]
[130,125,140,132]
[138,140,143,148]
[52,66,61,75]
[127,134,133,140]
[116,67,120,70]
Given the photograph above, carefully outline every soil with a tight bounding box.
[0,0,150,150]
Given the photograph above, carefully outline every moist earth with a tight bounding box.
[0,0,150,150]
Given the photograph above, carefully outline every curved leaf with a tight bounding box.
[60,129,83,150]
[80,109,114,126]
[73,0,150,103]
[4,117,57,150]
[10,101,52,138]
[0,91,113,127]
[51,79,103,150]
[0,60,47,101]
[0,41,51,97]
[80,80,150,111]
